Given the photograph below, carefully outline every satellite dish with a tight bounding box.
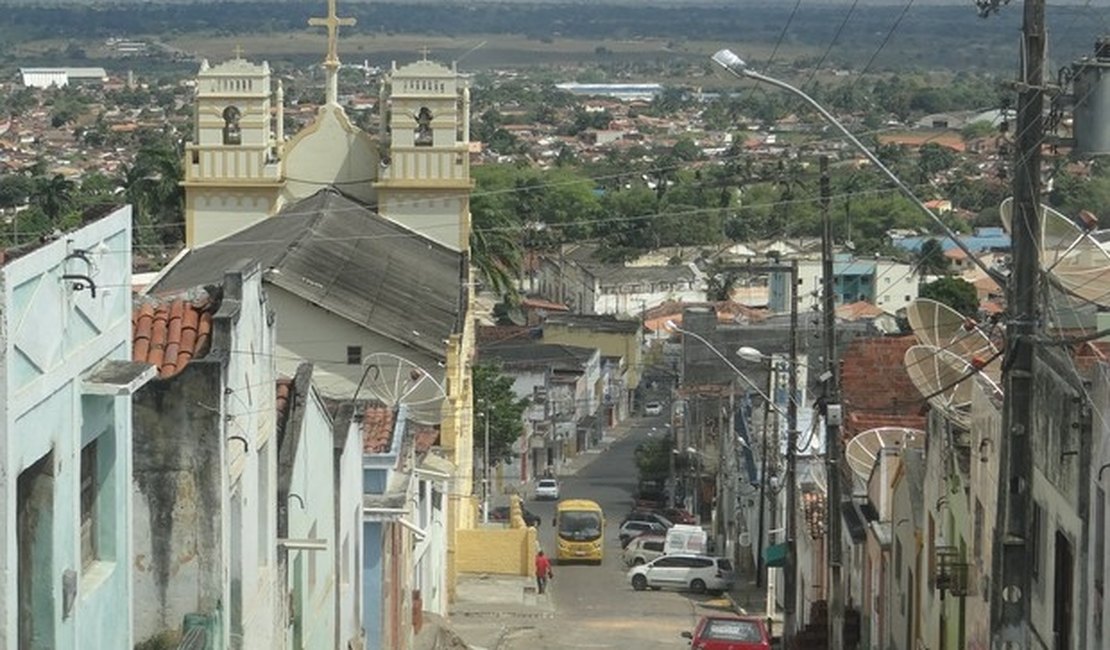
[1000,197,1110,307]
[906,299,1000,383]
[845,427,925,480]
[359,352,446,426]
[904,345,1002,428]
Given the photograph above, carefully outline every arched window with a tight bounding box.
[414,107,433,146]
[222,105,242,145]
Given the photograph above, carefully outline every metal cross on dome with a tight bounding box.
[309,0,356,66]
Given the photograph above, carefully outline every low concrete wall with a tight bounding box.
[455,526,537,576]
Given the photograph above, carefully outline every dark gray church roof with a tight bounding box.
[151,188,463,359]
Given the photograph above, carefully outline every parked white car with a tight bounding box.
[622,534,666,566]
[644,401,663,416]
[534,478,560,500]
[627,554,735,595]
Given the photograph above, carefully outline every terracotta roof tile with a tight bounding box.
[362,405,396,454]
[132,291,217,379]
[276,378,294,433]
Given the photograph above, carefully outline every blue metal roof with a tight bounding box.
[891,227,1011,253]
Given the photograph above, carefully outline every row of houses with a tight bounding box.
[671,295,1110,648]
[0,198,471,650]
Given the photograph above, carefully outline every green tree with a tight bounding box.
[0,174,33,209]
[470,165,524,303]
[29,174,75,224]
[634,434,673,480]
[917,143,956,180]
[472,362,529,465]
[920,277,979,317]
[916,238,948,277]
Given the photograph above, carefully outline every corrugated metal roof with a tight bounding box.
[152,188,462,358]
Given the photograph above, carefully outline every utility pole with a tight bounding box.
[991,0,1045,645]
[783,259,800,650]
[820,156,844,650]
[755,361,772,588]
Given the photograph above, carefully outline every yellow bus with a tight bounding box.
[553,499,605,564]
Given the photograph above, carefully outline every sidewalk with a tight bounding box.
[417,573,555,650]
[725,579,784,636]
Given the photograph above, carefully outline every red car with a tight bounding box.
[681,615,771,650]
[658,507,697,525]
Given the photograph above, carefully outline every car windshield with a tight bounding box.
[538,480,557,488]
[718,559,734,572]
[703,619,762,642]
[558,511,602,541]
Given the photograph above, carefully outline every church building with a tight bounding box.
[161,1,479,647]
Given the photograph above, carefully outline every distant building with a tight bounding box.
[554,83,663,101]
[890,227,1011,254]
[19,67,108,89]
[768,255,920,314]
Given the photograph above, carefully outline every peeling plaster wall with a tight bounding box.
[131,363,226,645]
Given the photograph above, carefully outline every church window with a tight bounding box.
[414,107,433,146]
[222,105,242,145]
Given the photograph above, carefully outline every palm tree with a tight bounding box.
[30,174,75,224]
[470,201,523,304]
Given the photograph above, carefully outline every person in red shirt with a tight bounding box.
[534,550,553,594]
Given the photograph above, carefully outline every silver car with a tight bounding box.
[622,534,666,566]
[627,554,735,595]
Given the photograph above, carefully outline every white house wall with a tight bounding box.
[267,287,443,402]
[287,385,338,649]
[224,268,280,650]
[0,207,138,650]
[336,391,365,648]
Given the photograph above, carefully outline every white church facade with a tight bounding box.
[156,2,479,649]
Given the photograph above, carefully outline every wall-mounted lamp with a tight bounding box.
[978,438,994,463]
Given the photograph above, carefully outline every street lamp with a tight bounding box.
[665,319,791,586]
[733,341,798,648]
[664,320,779,411]
[710,48,1004,287]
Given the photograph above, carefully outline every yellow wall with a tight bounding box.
[455,527,538,576]
[541,325,642,389]
[443,271,478,602]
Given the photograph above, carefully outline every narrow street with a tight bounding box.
[452,414,738,649]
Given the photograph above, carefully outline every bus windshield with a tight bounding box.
[558,511,602,541]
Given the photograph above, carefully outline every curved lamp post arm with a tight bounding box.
[673,324,785,420]
[711,49,1005,287]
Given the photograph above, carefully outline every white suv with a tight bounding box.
[534,478,560,500]
[627,554,735,595]
[622,535,666,566]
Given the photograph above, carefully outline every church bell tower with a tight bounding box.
[374,58,473,252]
[182,55,284,247]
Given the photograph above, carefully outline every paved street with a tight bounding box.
[449,414,741,649]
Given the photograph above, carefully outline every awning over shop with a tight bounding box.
[763,542,787,568]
